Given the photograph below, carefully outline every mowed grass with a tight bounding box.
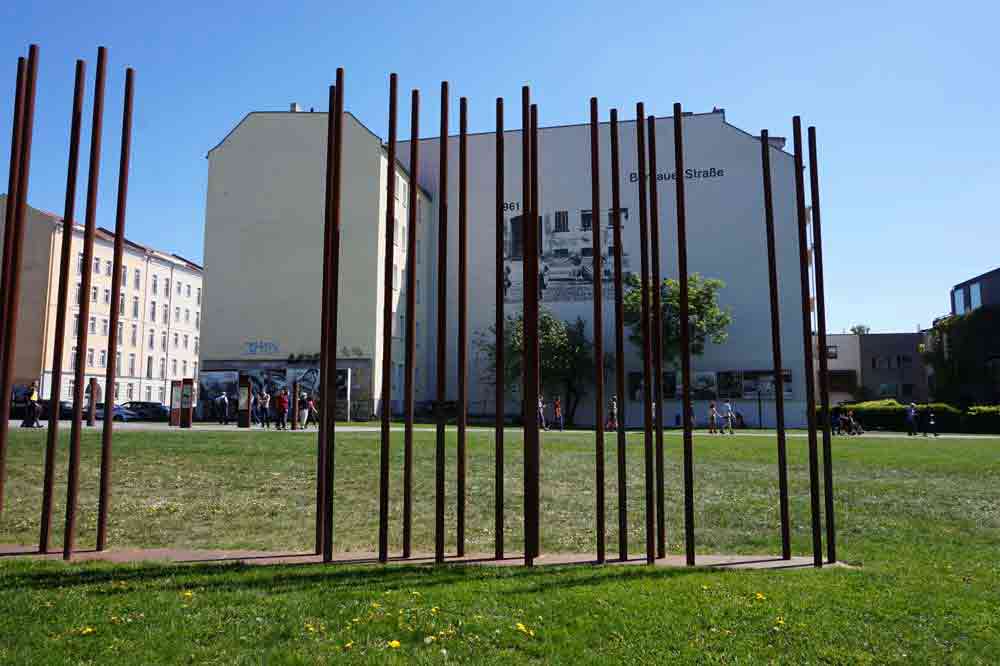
[0,427,998,663]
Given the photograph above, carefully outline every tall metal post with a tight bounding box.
[402,89,419,558]
[760,129,791,560]
[792,116,824,569]
[96,67,134,552]
[635,103,655,565]
[40,59,85,553]
[457,96,468,557]
[290,381,299,430]
[808,126,836,564]
[322,69,345,563]
[0,57,26,387]
[520,86,534,566]
[609,109,628,561]
[528,103,541,561]
[434,81,449,565]
[65,46,107,560]
[0,47,36,517]
[647,115,666,559]
[589,98,606,563]
[493,96,505,560]
[674,103,695,566]
[315,84,336,555]
[87,378,97,427]
[378,73,398,564]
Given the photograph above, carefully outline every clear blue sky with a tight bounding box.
[3,0,997,334]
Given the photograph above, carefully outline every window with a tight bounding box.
[182,360,188,376]
[132,296,139,319]
[146,356,153,379]
[158,387,165,403]
[171,359,178,376]
[185,308,190,323]
[91,286,98,303]
[580,210,593,231]
[193,362,198,378]
[195,312,200,330]
[122,265,127,287]
[878,383,898,397]
[103,288,111,304]
[150,301,157,321]
[970,282,982,310]
[194,337,199,353]
[161,332,167,351]
[127,383,134,400]
[152,275,158,295]
[70,347,77,369]
[176,281,182,296]
[898,355,913,369]
[73,315,79,333]
[120,292,125,312]
[183,334,189,350]
[115,351,122,376]
[196,288,201,305]
[94,257,101,274]
[173,332,179,349]
[953,288,965,315]
[99,350,107,367]
[130,324,137,347]
[145,385,152,401]
[105,260,112,276]
[77,253,84,273]
[117,321,124,346]
[162,304,168,324]
[101,319,108,335]
[175,307,180,322]
[75,284,82,305]
[127,353,135,376]
[148,330,155,350]
[554,210,569,232]
[134,269,141,290]
[89,317,96,334]
[159,358,166,379]
[164,278,170,293]
[873,356,890,370]
[87,348,95,367]
[114,382,120,399]
[186,284,191,298]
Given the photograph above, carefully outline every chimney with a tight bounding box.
[289,102,301,112]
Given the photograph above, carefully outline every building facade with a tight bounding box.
[0,197,203,405]
[203,105,814,426]
[819,332,929,403]
[951,267,1000,316]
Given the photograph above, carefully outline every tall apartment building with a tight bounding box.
[0,196,203,405]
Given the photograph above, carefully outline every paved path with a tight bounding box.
[0,543,838,571]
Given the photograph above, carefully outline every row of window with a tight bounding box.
[64,379,168,404]
[871,355,913,370]
[70,313,201,351]
[74,285,201,329]
[77,254,202,304]
[953,282,982,315]
[69,347,197,379]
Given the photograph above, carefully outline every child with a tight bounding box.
[708,402,719,434]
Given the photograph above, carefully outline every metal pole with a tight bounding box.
[674,103,695,566]
[315,84,336,555]
[40,59,85,552]
[87,377,97,427]
[457,96,468,558]
[635,102,655,565]
[808,125,836,564]
[520,86,534,566]
[65,45,106,560]
[647,115,666,559]
[322,68,345,563]
[609,109,628,561]
[589,97,606,563]
[291,382,299,431]
[378,72,397,564]
[760,129,791,560]
[494,96,505,560]
[402,88,419,559]
[0,47,36,517]
[96,66,133,552]
[792,116,823,568]
[434,80,449,565]
[528,103,541,561]
[0,58,26,388]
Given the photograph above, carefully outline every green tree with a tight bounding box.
[622,272,733,365]
[849,324,871,335]
[475,310,595,425]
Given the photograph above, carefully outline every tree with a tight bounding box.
[849,324,871,335]
[622,272,733,365]
[474,310,595,425]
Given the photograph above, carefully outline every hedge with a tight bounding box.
[962,405,1000,434]
[823,399,964,432]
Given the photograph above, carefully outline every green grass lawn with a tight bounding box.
[0,428,998,663]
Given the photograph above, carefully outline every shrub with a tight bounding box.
[824,399,962,432]
[962,405,1000,434]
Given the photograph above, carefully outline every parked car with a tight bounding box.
[94,403,139,422]
[121,401,169,421]
[38,399,74,420]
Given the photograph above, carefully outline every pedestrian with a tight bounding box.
[708,402,719,434]
[906,402,918,436]
[553,396,564,431]
[538,395,547,431]
[607,395,618,430]
[298,392,309,428]
[216,391,229,425]
[250,391,259,426]
[275,389,289,430]
[923,408,938,437]
[22,382,41,428]
[723,400,735,435]
[259,387,271,429]
[305,394,319,428]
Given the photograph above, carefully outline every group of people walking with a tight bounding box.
[537,395,564,431]
[213,387,319,430]
[707,400,738,434]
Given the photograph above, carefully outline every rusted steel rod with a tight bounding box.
[494,96,505,560]
[635,102,655,566]
[520,86,533,566]
[96,66,134,552]
[40,59,85,553]
[0,57,26,386]
[457,96,468,558]
[378,72,398,564]
[589,97,606,563]
[316,83,336,555]
[0,47,36,517]
[434,80,449,565]
[609,108,627,561]
[647,115,666,559]
[673,102,695,566]
[792,116,823,569]
[527,102,541,562]
[402,88,419,558]
[808,125,836,564]
[322,69,345,563]
[760,129,792,560]
[65,45,107,560]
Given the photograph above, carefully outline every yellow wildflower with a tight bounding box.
[755,592,766,601]
[431,606,439,615]
[388,639,401,648]
[182,590,194,599]
[371,602,381,609]
[343,641,354,650]
[79,626,96,635]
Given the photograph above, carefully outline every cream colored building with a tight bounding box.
[0,196,203,405]
[201,109,433,418]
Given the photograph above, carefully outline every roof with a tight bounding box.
[953,266,1000,290]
